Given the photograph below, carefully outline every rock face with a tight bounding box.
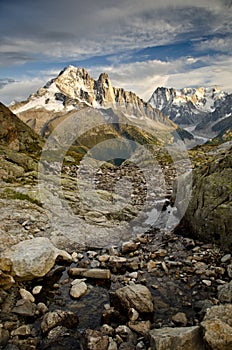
[0,102,42,152]
[114,284,153,313]
[1,237,72,279]
[10,65,173,135]
[175,144,232,251]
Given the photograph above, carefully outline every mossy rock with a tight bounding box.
[175,144,232,252]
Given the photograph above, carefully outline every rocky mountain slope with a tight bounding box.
[10,66,174,136]
[0,102,42,152]
[148,86,232,140]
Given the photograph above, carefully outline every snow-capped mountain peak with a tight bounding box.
[148,85,231,141]
[148,86,228,126]
[10,66,173,135]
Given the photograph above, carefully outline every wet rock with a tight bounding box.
[0,270,15,290]
[46,325,70,340]
[19,288,35,303]
[115,325,137,344]
[71,252,78,262]
[227,264,232,278]
[80,329,109,350]
[218,281,232,303]
[128,320,151,335]
[121,241,140,253]
[108,337,118,350]
[98,254,110,262]
[91,260,101,268]
[41,309,79,334]
[109,256,127,269]
[69,267,111,279]
[11,337,38,350]
[11,325,31,337]
[36,302,48,315]
[1,237,72,279]
[202,279,212,287]
[70,279,88,299]
[221,254,231,263]
[0,326,9,347]
[100,324,114,336]
[201,319,232,350]
[128,308,139,322]
[118,342,135,350]
[136,340,146,350]
[172,312,188,326]
[149,326,205,350]
[32,285,42,295]
[114,284,153,313]
[12,299,36,317]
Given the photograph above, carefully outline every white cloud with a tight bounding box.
[1,54,231,106]
[194,37,232,53]
[89,55,232,100]
[1,0,231,66]
[0,78,46,105]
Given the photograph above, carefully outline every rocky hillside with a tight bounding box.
[0,102,42,153]
[10,66,174,136]
[148,86,231,140]
[175,141,232,252]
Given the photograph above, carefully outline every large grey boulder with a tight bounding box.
[175,145,232,251]
[1,237,72,279]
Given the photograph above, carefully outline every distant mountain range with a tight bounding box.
[10,66,173,136]
[149,86,232,140]
[9,66,232,146]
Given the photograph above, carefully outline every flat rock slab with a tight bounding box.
[149,326,205,350]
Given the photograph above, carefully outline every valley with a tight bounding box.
[0,67,231,350]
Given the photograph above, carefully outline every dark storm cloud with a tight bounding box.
[0,0,231,67]
[0,0,231,104]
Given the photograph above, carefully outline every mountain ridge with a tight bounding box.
[148,86,231,140]
[10,66,174,135]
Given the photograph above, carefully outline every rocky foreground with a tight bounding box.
[0,230,232,350]
[0,144,232,350]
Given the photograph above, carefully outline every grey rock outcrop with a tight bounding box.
[175,144,232,251]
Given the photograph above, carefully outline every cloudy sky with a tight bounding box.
[0,0,232,104]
